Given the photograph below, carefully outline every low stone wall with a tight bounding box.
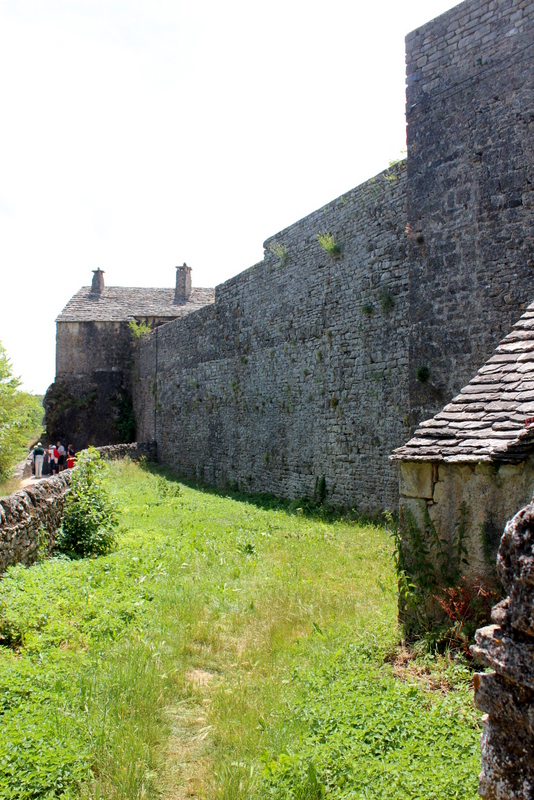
[0,473,72,574]
[472,502,534,799]
[95,441,157,462]
[0,442,156,575]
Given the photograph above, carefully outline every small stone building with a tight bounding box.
[44,266,214,450]
[391,302,534,579]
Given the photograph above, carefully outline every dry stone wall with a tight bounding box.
[472,500,534,798]
[135,164,409,511]
[0,443,155,575]
[405,0,534,426]
[0,473,72,574]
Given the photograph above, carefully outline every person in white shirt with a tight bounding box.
[57,442,66,472]
[32,443,45,478]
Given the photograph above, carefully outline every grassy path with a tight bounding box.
[0,460,481,798]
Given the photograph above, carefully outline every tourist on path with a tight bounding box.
[48,444,58,475]
[67,445,75,470]
[57,442,66,472]
[32,442,45,478]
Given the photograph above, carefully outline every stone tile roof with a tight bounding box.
[391,303,534,463]
[56,286,215,323]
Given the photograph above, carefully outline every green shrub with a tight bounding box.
[129,319,152,339]
[57,448,118,558]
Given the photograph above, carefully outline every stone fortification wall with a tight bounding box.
[56,321,133,377]
[132,334,157,442]
[0,443,155,575]
[135,163,409,511]
[46,321,135,451]
[405,0,534,425]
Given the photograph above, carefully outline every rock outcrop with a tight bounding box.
[471,503,534,799]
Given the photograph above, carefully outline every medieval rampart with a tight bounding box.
[131,0,534,511]
[134,163,409,511]
[405,0,534,424]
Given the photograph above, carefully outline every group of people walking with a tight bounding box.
[31,442,75,479]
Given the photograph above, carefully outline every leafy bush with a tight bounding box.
[387,505,502,651]
[57,448,118,557]
[432,577,503,656]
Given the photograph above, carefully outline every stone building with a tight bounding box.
[46,0,534,511]
[44,266,214,450]
[391,302,534,579]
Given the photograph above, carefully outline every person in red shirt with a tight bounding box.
[67,445,76,470]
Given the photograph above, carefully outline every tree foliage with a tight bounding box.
[0,341,43,480]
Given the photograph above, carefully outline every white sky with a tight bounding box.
[0,0,461,394]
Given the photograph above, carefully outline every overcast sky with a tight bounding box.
[0,0,461,393]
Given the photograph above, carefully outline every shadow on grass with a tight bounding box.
[137,458,388,527]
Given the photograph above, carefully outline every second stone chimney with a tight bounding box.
[90,269,105,295]
[174,263,192,303]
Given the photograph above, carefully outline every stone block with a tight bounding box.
[399,496,428,535]
[399,461,434,499]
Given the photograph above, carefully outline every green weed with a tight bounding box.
[317,232,342,257]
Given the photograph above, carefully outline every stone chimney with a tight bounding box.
[90,269,105,295]
[174,263,192,303]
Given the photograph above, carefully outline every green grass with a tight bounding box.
[0,460,481,798]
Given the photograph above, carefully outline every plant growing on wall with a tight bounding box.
[386,502,502,649]
[269,241,288,267]
[113,389,136,443]
[415,365,430,384]
[129,320,152,339]
[378,288,395,313]
[361,303,374,316]
[317,232,342,258]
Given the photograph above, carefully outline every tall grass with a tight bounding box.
[0,460,481,799]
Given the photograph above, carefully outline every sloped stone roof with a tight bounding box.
[56,286,215,323]
[391,303,534,463]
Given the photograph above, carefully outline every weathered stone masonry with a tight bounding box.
[48,0,534,512]
[134,164,410,511]
[472,500,534,799]
[132,0,534,511]
[45,268,214,451]
[406,0,534,426]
